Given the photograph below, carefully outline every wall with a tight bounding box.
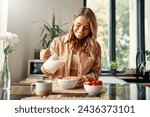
[0,0,8,77]
[7,0,83,82]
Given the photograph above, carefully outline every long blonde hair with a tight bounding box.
[68,7,98,55]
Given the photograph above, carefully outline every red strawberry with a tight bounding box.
[97,80,103,85]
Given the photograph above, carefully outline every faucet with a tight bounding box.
[136,50,146,80]
[136,50,149,95]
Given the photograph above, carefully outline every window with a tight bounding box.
[87,0,109,70]
[85,0,145,73]
[145,0,150,70]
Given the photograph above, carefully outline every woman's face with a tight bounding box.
[73,16,90,39]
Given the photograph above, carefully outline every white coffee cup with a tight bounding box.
[31,80,52,96]
[42,53,65,74]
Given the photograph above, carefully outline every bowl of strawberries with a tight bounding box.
[84,77,103,95]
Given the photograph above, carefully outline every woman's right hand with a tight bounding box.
[40,48,51,61]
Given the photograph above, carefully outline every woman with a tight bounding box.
[40,7,101,87]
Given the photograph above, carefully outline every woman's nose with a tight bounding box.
[78,26,84,33]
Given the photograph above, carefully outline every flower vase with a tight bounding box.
[0,90,10,100]
[1,54,11,90]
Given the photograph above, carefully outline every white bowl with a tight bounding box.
[57,77,79,89]
[84,84,102,95]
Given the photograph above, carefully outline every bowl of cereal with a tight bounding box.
[57,76,80,89]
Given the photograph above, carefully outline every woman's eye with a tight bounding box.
[84,27,90,30]
[76,24,80,27]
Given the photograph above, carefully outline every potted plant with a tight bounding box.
[145,50,150,61]
[145,50,150,70]
[35,11,67,59]
[110,61,120,75]
[39,13,67,49]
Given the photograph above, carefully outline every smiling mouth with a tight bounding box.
[77,33,83,36]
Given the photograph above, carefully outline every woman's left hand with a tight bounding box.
[76,77,85,88]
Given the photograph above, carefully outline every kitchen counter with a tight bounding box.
[1,78,150,100]
[8,79,108,100]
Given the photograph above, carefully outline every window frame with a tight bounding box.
[84,0,146,76]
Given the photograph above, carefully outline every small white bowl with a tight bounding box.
[57,77,79,89]
[84,84,103,95]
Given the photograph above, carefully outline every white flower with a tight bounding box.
[0,32,19,54]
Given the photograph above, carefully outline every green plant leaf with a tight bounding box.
[145,50,150,61]
[38,11,67,49]
[110,61,120,69]
[4,45,13,54]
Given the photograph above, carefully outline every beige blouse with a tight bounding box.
[48,33,101,80]
[70,54,79,76]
